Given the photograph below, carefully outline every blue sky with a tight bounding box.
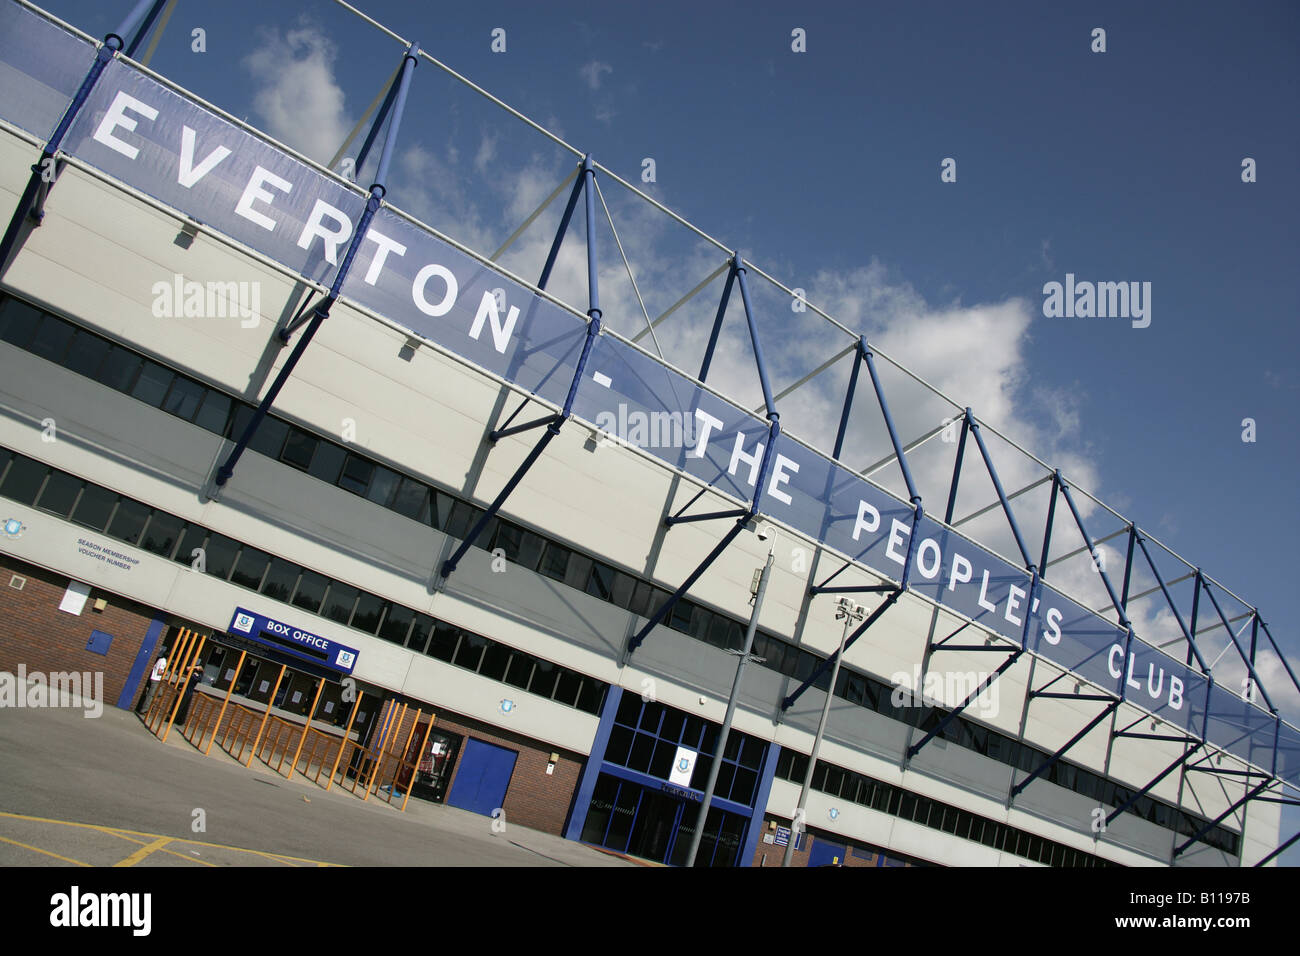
[30,0,1300,858]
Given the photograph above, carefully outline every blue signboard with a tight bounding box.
[0,4,1291,786]
[227,607,358,676]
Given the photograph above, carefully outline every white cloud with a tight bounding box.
[243,22,352,166]
[579,60,613,91]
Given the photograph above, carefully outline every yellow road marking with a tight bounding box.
[112,835,173,867]
[0,811,344,867]
[0,834,91,867]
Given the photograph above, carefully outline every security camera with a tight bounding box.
[756,527,769,541]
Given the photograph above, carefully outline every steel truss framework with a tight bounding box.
[3,0,1296,864]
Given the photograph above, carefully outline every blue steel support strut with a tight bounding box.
[909,569,1039,760]
[862,341,920,507]
[1059,481,1130,628]
[1255,827,1300,867]
[966,409,1034,570]
[1200,581,1276,713]
[626,417,780,654]
[1104,743,1204,826]
[1133,532,1208,674]
[1174,779,1274,858]
[440,157,604,579]
[780,501,926,712]
[698,260,737,383]
[1038,472,1060,579]
[1009,699,1121,799]
[734,258,778,421]
[214,42,420,488]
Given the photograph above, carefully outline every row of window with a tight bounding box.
[0,445,607,716]
[606,695,768,808]
[774,750,1116,868]
[0,292,1238,855]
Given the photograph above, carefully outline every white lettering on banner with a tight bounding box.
[92,90,158,160]
[297,199,353,265]
[412,264,457,317]
[177,126,231,188]
[916,538,941,579]
[728,433,764,487]
[948,553,972,591]
[885,518,910,564]
[1041,607,1062,645]
[1107,643,1184,710]
[767,454,799,506]
[234,166,292,232]
[852,500,880,541]
[1005,584,1026,627]
[977,570,998,613]
[363,230,407,284]
[469,289,520,353]
[691,408,724,458]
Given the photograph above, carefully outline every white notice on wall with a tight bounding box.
[258,680,269,693]
[224,669,235,681]
[669,746,698,786]
[58,580,91,615]
[323,701,335,714]
[291,691,302,704]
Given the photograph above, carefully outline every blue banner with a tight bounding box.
[227,607,358,675]
[0,3,1289,784]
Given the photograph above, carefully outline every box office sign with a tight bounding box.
[228,607,358,675]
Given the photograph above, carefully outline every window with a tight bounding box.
[1,455,48,505]
[247,415,289,460]
[0,297,41,347]
[391,478,429,521]
[64,331,110,378]
[140,511,183,558]
[291,569,329,613]
[260,558,299,603]
[70,484,117,531]
[172,524,207,567]
[321,582,359,626]
[308,441,346,485]
[377,604,414,645]
[503,653,534,690]
[36,470,81,517]
[528,658,558,698]
[161,377,205,421]
[351,593,385,634]
[454,632,487,670]
[230,547,271,590]
[539,543,570,581]
[425,621,458,660]
[96,345,142,392]
[366,466,401,508]
[479,643,510,681]
[280,428,317,471]
[107,498,150,545]
[202,533,240,581]
[338,454,373,496]
[28,313,74,362]
[131,360,173,407]
[193,390,232,435]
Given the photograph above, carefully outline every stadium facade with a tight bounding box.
[0,0,1295,867]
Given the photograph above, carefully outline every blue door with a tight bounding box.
[447,738,518,816]
[809,837,847,867]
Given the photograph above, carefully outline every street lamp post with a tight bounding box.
[684,528,775,867]
[781,596,865,867]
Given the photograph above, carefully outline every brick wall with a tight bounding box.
[385,698,586,836]
[0,551,163,710]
